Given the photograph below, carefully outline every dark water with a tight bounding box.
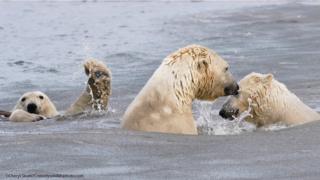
[0,1,320,179]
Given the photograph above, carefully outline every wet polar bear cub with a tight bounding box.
[121,45,239,135]
[10,91,59,122]
[8,59,111,122]
[219,72,320,127]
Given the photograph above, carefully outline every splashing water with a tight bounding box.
[196,99,256,135]
[196,98,290,135]
[83,43,94,59]
[71,43,95,82]
[233,98,254,121]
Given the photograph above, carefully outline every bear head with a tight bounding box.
[165,45,239,105]
[14,91,58,118]
[219,72,274,125]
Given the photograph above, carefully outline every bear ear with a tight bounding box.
[263,73,273,83]
[253,76,261,83]
[84,62,91,76]
[197,60,209,72]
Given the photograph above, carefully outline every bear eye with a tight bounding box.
[225,67,229,72]
[95,71,109,78]
[39,95,44,100]
[21,97,26,102]
[95,71,103,78]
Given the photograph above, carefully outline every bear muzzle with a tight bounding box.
[219,108,239,120]
[27,103,38,114]
[224,82,239,96]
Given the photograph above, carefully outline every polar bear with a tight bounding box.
[9,91,59,122]
[121,44,239,135]
[4,59,111,122]
[219,72,320,127]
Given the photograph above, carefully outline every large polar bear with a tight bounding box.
[219,72,320,127]
[4,59,111,122]
[121,44,239,135]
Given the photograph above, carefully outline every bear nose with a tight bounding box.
[224,83,239,96]
[219,109,227,118]
[219,109,236,120]
[27,103,38,114]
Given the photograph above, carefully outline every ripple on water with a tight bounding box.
[7,60,33,67]
[23,65,59,74]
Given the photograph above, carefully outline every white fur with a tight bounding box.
[224,72,320,126]
[121,44,237,135]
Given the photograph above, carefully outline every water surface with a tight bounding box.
[0,1,320,179]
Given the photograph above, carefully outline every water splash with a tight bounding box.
[196,98,292,135]
[83,43,94,59]
[71,42,96,82]
[196,99,256,135]
[235,98,254,120]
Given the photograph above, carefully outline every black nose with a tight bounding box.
[224,83,239,96]
[219,108,236,120]
[27,103,37,114]
[219,109,227,119]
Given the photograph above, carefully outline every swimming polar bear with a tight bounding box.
[219,72,320,127]
[121,44,239,135]
[6,59,111,122]
[9,91,59,122]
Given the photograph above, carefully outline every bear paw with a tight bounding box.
[84,59,111,111]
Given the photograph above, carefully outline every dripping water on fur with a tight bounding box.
[87,74,105,113]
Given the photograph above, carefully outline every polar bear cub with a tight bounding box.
[9,91,59,122]
[7,59,111,122]
[219,72,320,127]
